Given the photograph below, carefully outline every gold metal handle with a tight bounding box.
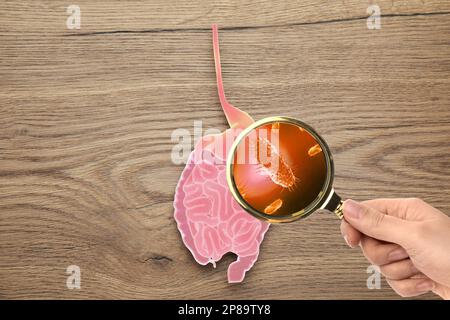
[324,191,345,220]
[333,200,344,219]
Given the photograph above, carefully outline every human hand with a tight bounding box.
[340,198,450,299]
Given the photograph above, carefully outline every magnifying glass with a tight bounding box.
[226,116,344,223]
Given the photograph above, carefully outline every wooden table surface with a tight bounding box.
[1,1,449,299]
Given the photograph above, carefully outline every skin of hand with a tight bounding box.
[340,198,450,299]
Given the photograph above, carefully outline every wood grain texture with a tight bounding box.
[1,1,449,299]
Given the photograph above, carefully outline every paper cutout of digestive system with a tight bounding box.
[173,24,270,283]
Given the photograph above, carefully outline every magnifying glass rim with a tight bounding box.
[226,116,334,223]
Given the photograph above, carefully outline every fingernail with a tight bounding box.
[416,280,434,292]
[388,248,409,262]
[344,235,354,248]
[344,200,363,219]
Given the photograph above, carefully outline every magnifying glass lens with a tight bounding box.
[231,121,328,218]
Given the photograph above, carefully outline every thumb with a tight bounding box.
[343,199,412,246]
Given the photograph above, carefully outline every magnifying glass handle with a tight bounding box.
[324,191,344,220]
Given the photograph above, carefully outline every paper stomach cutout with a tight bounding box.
[173,24,270,283]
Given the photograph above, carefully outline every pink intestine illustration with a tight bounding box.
[173,25,270,283]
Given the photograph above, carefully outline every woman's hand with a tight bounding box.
[341,198,450,299]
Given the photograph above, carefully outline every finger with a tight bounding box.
[360,236,408,266]
[361,199,408,218]
[343,199,413,246]
[387,278,435,298]
[362,198,440,220]
[340,220,362,248]
[380,259,420,280]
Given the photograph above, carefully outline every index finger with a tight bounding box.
[340,219,362,248]
[361,199,408,219]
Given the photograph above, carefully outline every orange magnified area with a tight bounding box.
[232,121,328,217]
